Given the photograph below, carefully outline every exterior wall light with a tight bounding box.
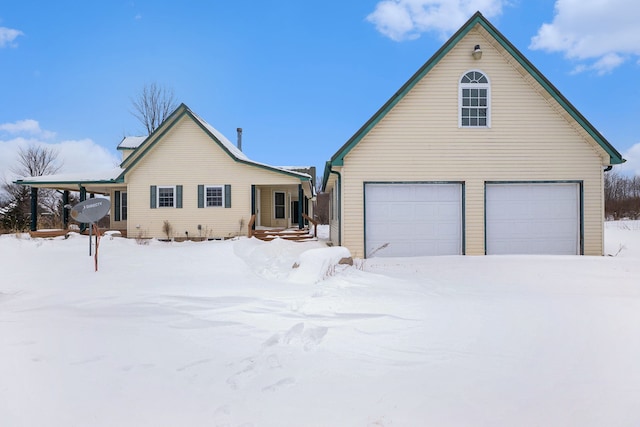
[472,45,483,60]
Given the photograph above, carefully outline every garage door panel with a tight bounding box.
[365,183,462,257]
[436,202,460,216]
[486,183,579,255]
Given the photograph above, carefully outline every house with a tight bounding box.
[17,104,315,240]
[322,12,625,258]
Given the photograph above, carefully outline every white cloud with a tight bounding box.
[0,125,120,191]
[366,0,506,41]
[530,0,640,74]
[616,143,640,177]
[0,26,24,48]
[0,119,56,139]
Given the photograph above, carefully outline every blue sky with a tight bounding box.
[1,0,639,186]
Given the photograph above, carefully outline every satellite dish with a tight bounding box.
[70,198,110,223]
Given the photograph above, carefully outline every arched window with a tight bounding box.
[459,70,490,128]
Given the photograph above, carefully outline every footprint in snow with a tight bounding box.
[282,322,329,351]
[227,322,328,391]
[262,377,296,392]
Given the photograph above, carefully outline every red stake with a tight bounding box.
[93,223,101,272]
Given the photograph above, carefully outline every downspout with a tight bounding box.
[602,165,613,256]
[330,169,342,246]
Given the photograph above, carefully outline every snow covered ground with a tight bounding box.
[1,222,639,426]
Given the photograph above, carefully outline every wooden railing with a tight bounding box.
[247,214,256,238]
[302,213,318,237]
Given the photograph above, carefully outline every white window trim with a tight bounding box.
[274,191,286,219]
[205,185,224,208]
[157,185,176,208]
[458,69,491,128]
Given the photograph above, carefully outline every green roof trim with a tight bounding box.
[321,160,333,190]
[327,11,624,168]
[14,178,124,186]
[15,178,124,186]
[118,103,310,182]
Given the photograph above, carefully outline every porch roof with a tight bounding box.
[14,167,124,194]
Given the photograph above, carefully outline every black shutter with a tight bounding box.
[224,185,231,208]
[114,191,121,221]
[198,185,204,208]
[176,185,183,208]
[150,186,157,209]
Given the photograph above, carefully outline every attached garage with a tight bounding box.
[485,182,581,255]
[322,13,624,258]
[364,183,463,257]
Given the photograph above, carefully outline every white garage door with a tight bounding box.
[365,183,462,257]
[486,183,580,255]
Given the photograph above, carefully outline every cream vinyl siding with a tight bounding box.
[120,149,134,162]
[339,27,606,257]
[125,116,304,239]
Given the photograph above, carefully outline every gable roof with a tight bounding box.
[16,104,310,191]
[118,103,310,181]
[325,11,624,181]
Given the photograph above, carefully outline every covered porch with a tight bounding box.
[14,169,124,235]
[250,182,314,230]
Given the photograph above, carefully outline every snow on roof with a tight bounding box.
[189,111,249,161]
[17,167,124,183]
[278,166,313,171]
[117,136,146,149]
[278,166,313,176]
[188,109,311,180]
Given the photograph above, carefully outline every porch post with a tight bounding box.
[251,185,256,232]
[30,187,38,231]
[62,190,69,228]
[79,186,87,232]
[298,184,304,229]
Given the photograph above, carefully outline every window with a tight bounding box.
[150,185,182,209]
[114,190,127,221]
[205,185,223,207]
[460,70,490,128]
[197,184,230,208]
[274,191,286,219]
[120,192,127,220]
[158,186,175,207]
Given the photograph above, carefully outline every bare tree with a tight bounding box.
[605,170,640,220]
[1,145,62,231]
[12,145,61,177]
[131,82,179,134]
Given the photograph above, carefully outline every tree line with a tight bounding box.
[605,170,640,220]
